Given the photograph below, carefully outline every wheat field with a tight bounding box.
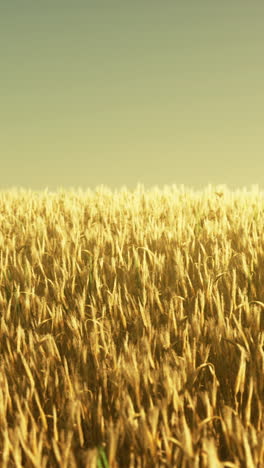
[0,184,263,467]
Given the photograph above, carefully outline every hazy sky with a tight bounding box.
[1,1,264,191]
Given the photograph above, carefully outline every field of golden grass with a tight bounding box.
[0,184,263,467]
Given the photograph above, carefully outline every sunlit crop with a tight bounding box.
[0,184,263,467]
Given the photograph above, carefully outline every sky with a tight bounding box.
[1,1,264,192]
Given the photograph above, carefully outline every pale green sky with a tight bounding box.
[1,1,264,191]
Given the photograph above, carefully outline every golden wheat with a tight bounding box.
[0,184,263,467]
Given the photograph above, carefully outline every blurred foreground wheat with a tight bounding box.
[0,184,263,467]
